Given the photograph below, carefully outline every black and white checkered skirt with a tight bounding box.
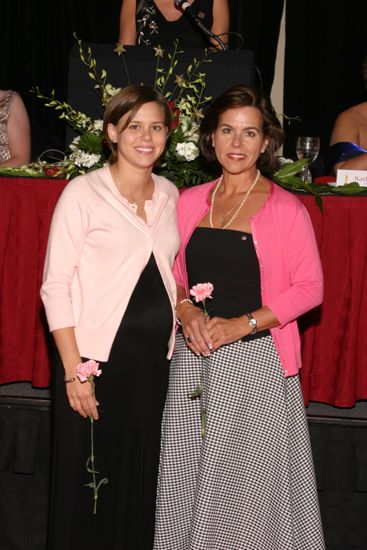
[154,334,325,550]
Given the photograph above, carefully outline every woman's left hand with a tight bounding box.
[207,316,248,350]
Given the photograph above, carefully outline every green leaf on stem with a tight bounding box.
[189,385,203,399]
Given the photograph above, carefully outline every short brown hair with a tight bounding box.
[103,84,172,163]
[199,84,285,172]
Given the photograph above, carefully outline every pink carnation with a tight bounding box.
[77,359,102,382]
[190,282,214,303]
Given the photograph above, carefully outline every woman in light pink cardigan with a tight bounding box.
[41,85,180,550]
[154,85,325,549]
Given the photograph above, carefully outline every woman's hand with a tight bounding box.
[207,316,248,350]
[51,327,100,420]
[178,302,213,356]
[66,379,100,420]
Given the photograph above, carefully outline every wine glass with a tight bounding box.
[296,136,320,183]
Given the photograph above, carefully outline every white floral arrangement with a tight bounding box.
[0,36,218,187]
[2,35,355,204]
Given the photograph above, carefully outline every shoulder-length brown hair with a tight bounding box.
[199,84,285,172]
[103,84,172,164]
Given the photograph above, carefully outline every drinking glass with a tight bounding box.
[296,136,320,183]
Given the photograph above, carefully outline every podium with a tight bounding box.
[67,43,255,136]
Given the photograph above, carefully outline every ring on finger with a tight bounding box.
[186,335,193,344]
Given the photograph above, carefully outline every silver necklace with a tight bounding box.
[209,170,261,229]
[112,168,154,206]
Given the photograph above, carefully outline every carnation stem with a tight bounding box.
[83,376,108,515]
[199,302,209,438]
[90,417,98,515]
[200,359,206,438]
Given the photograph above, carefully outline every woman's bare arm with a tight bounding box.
[333,154,367,172]
[330,109,367,171]
[0,94,31,167]
[206,306,280,351]
[211,0,230,46]
[175,284,213,356]
[118,0,137,44]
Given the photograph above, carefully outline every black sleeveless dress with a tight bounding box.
[49,254,172,550]
[186,226,270,341]
[136,0,214,47]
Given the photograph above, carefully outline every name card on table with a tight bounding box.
[336,169,367,187]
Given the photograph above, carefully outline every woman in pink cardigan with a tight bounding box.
[41,85,180,550]
[154,85,325,549]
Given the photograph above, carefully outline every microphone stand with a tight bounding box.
[204,30,227,52]
[174,0,228,51]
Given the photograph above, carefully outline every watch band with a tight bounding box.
[245,312,257,334]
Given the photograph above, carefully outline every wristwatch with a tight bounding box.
[245,312,257,334]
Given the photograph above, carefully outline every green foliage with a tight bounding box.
[78,132,104,154]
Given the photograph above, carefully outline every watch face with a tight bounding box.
[246,314,257,333]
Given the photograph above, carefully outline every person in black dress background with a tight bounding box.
[118,0,229,48]
[41,85,180,549]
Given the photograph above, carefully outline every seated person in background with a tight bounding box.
[329,55,367,173]
[0,90,31,167]
[118,0,229,48]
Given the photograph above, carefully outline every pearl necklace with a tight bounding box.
[209,170,261,229]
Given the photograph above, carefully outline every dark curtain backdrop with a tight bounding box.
[284,0,367,162]
[229,0,284,93]
[1,0,122,157]
[1,0,366,168]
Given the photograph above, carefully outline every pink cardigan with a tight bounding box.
[173,180,323,377]
[41,166,180,361]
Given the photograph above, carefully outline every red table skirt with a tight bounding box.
[1,177,367,406]
[298,195,367,406]
[0,177,68,387]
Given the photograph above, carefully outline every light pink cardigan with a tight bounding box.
[173,180,323,377]
[41,166,180,361]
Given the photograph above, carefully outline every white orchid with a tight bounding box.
[70,151,101,168]
[93,119,104,132]
[176,142,200,162]
[104,84,121,98]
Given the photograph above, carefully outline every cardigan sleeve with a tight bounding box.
[40,182,86,331]
[172,181,216,295]
[171,186,199,293]
[266,201,323,326]
[172,191,188,290]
